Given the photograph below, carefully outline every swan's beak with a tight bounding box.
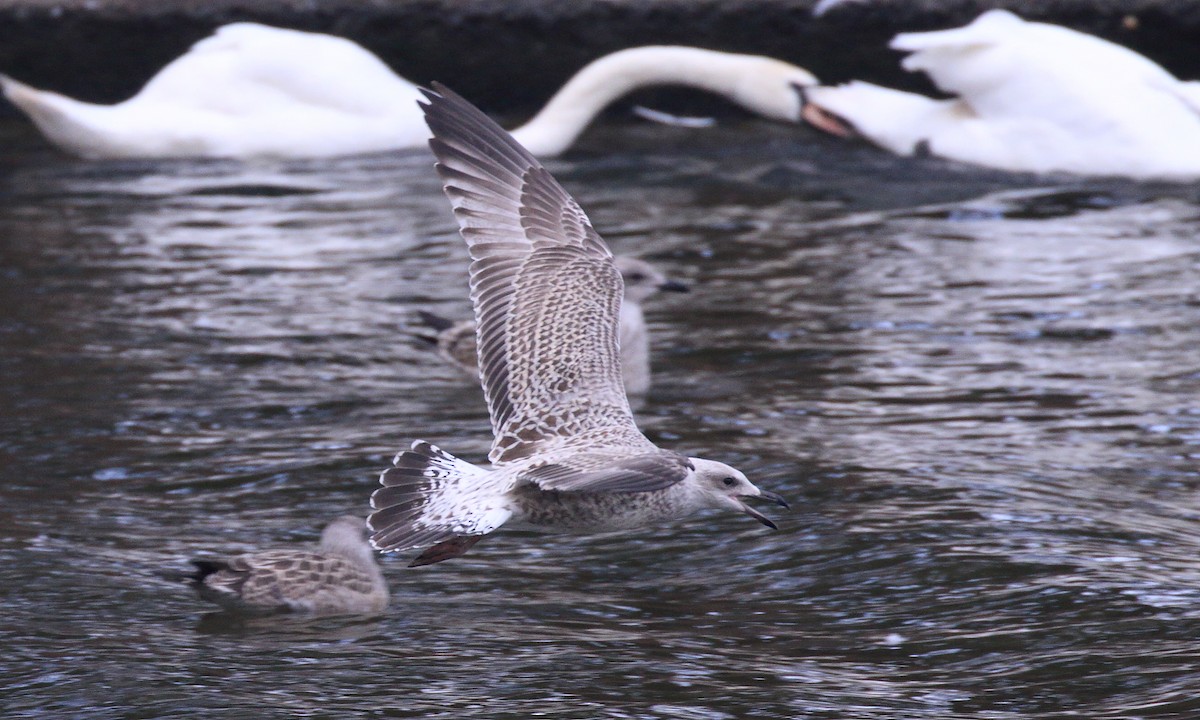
[800,97,858,138]
[658,280,690,293]
[793,83,858,137]
[740,490,789,529]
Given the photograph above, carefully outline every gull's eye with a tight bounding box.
[722,477,737,487]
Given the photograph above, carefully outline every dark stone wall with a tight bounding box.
[0,0,1197,114]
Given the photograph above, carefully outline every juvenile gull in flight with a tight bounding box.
[189,515,388,614]
[368,84,787,567]
[414,255,688,396]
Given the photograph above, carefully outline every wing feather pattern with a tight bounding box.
[421,83,653,466]
[519,453,694,494]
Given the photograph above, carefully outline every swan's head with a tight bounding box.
[688,458,789,529]
[729,56,819,123]
[615,256,689,304]
[797,84,861,139]
[799,82,953,157]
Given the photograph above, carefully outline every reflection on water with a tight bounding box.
[3,119,1200,718]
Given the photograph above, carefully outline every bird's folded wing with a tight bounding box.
[518,450,693,493]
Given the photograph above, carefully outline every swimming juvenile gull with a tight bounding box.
[368,83,788,567]
[414,255,689,396]
[189,515,388,614]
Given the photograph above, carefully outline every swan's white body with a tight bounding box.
[803,10,1200,179]
[2,24,816,159]
[3,24,427,159]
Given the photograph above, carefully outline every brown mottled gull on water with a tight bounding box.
[415,255,688,396]
[368,84,787,567]
[189,515,388,614]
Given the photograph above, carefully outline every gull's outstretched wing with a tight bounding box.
[421,83,656,466]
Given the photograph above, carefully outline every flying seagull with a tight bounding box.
[369,83,787,567]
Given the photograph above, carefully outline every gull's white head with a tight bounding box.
[727,56,819,123]
[688,458,789,528]
[614,256,689,304]
[319,515,374,563]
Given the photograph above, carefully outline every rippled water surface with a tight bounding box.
[3,118,1200,719]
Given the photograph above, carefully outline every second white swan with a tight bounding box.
[801,9,1200,179]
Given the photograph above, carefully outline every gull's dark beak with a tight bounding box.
[759,490,790,509]
[740,490,789,530]
[658,280,690,293]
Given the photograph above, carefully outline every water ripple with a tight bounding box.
[2,120,1200,718]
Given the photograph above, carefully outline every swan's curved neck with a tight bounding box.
[509,46,757,156]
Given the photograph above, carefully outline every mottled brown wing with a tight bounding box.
[201,551,379,611]
[422,83,652,465]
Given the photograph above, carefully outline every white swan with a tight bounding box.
[802,9,1200,179]
[4,24,427,159]
[2,23,817,160]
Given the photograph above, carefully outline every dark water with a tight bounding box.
[3,118,1200,719]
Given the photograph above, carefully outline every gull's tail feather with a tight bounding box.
[415,310,456,334]
[189,559,235,589]
[368,441,510,566]
[188,558,252,608]
[412,311,480,374]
